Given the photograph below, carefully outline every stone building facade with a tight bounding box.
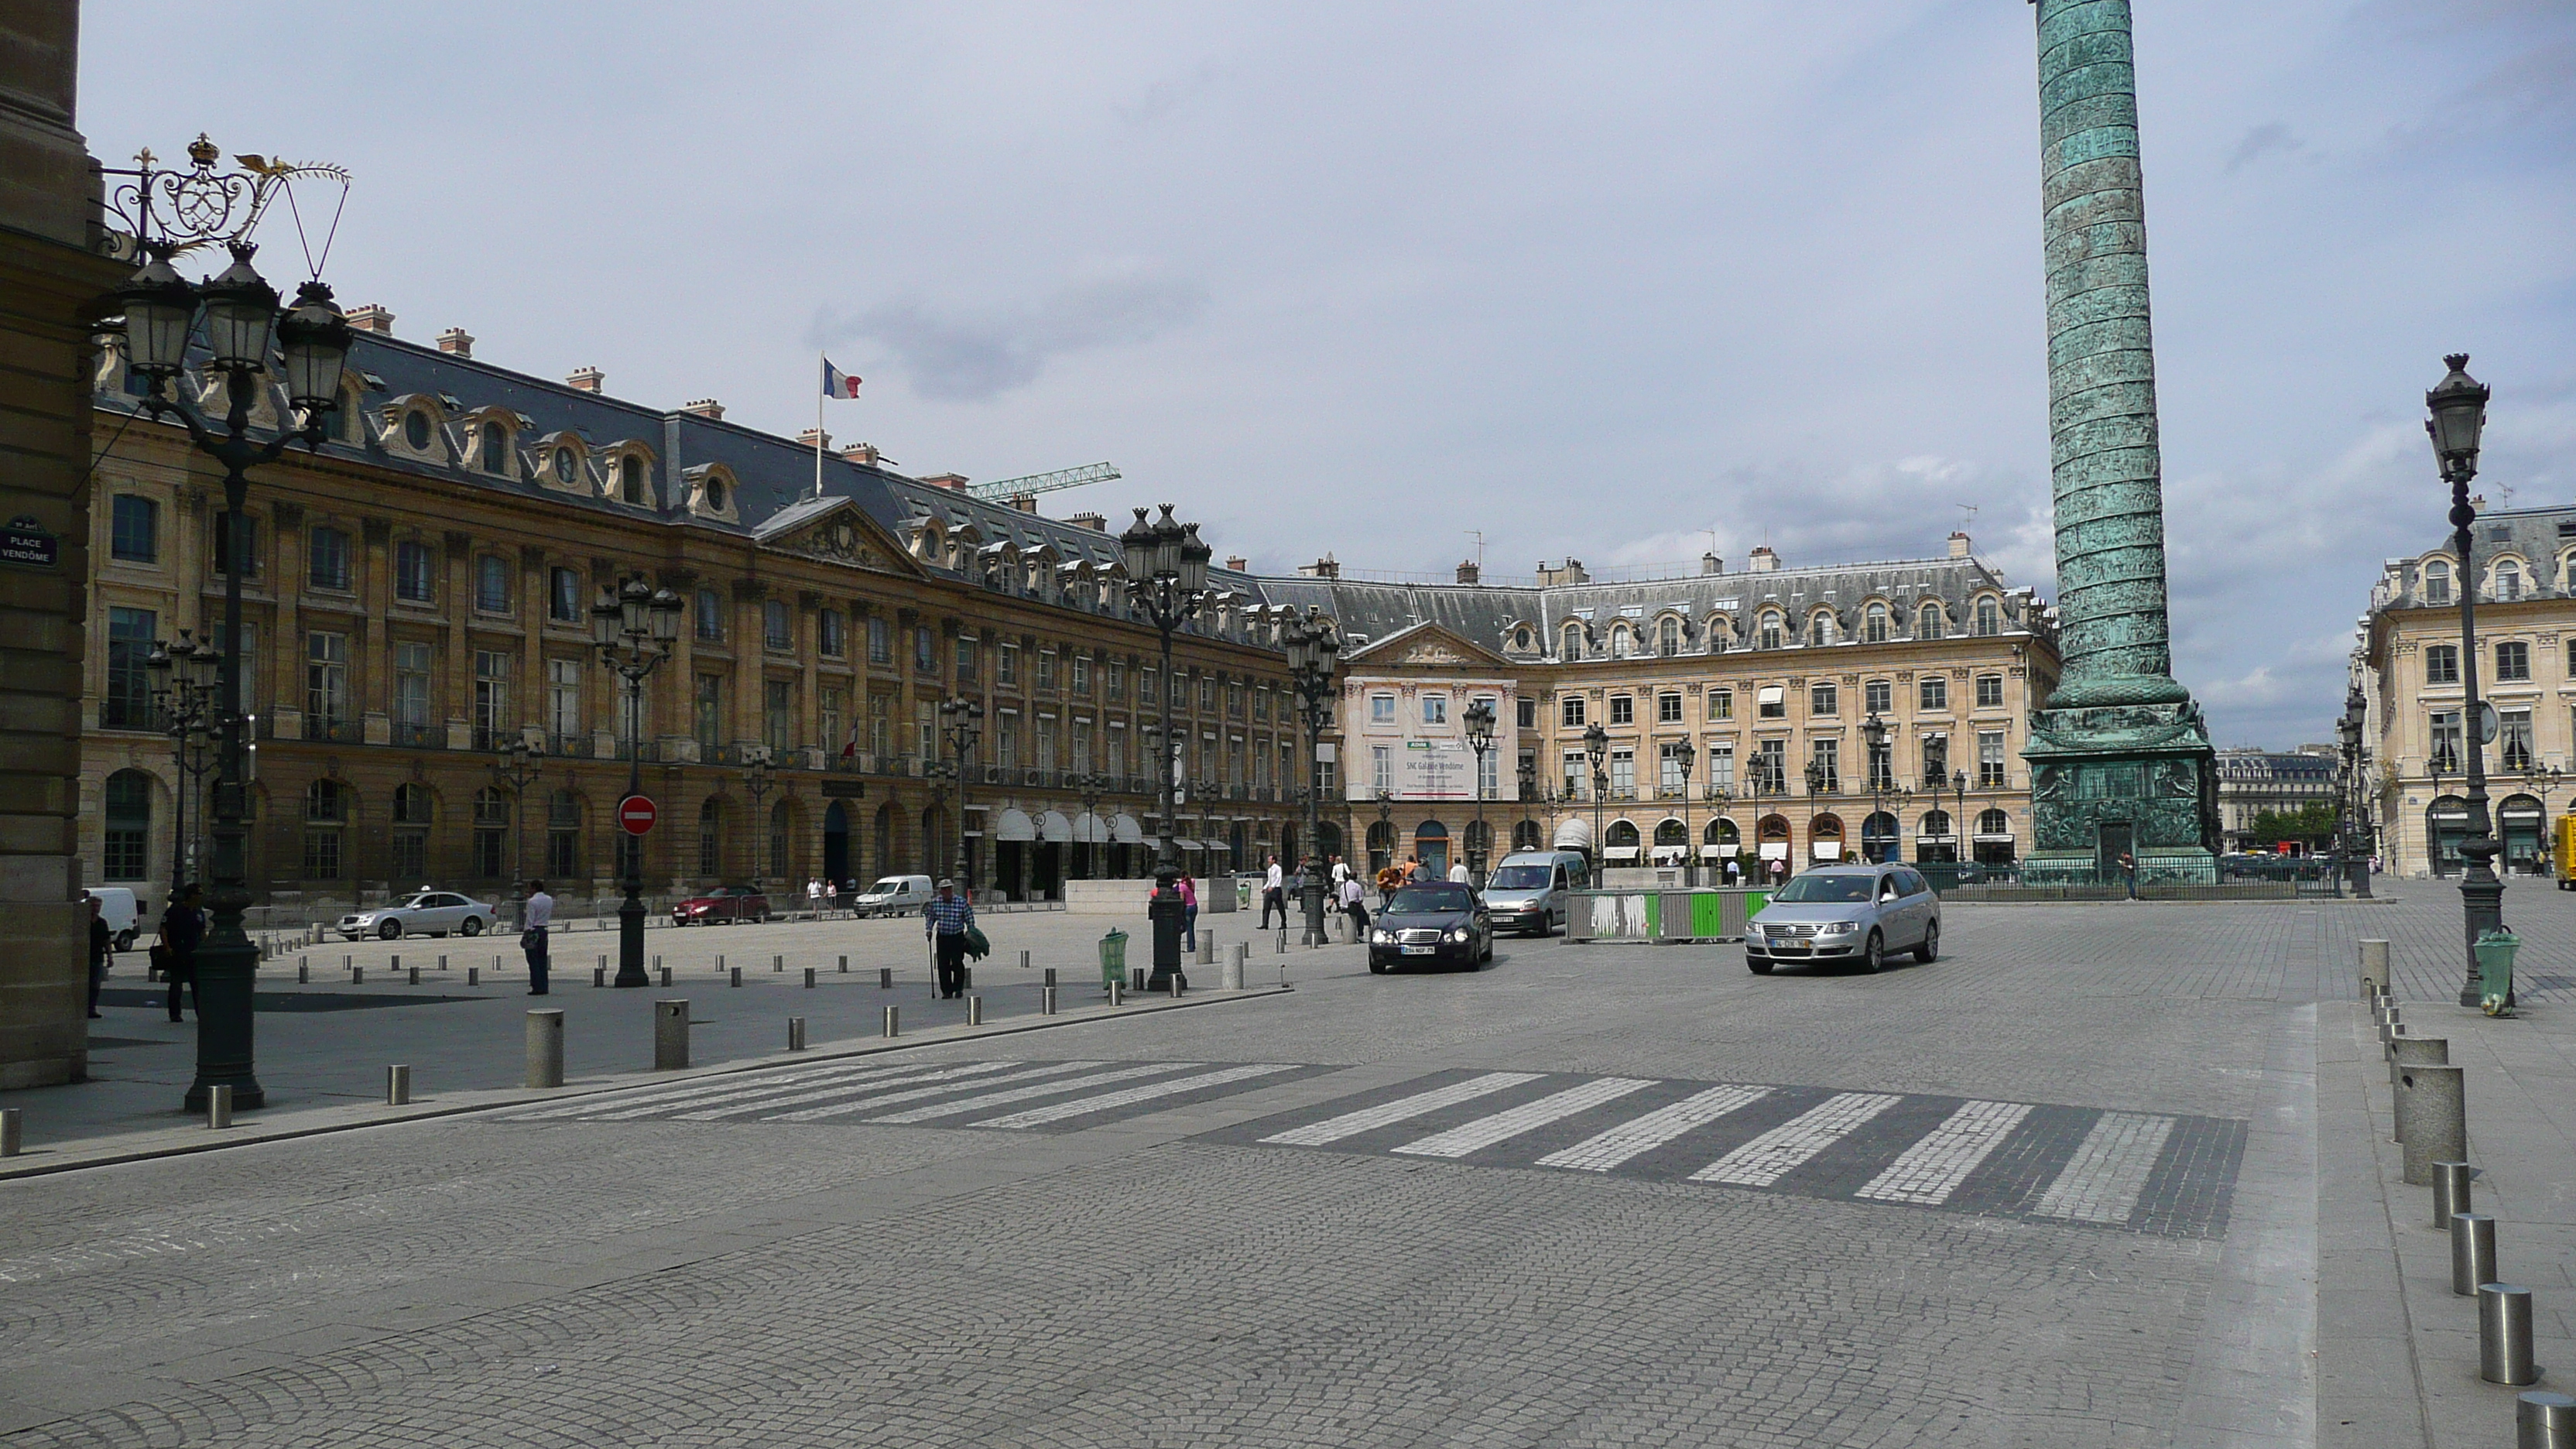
[1263,536,2060,879]
[2213,747,2339,852]
[2361,505,2576,879]
[78,318,1311,912]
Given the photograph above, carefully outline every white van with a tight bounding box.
[1479,851,1591,937]
[854,875,937,918]
[87,886,141,953]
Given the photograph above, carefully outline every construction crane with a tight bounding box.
[962,461,1121,503]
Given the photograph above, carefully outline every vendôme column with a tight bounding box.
[2021,0,2218,885]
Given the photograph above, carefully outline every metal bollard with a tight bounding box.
[1042,985,1057,1015]
[838,955,848,974]
[2398,1064,2466,1185]
[439,954,448,971]
[392,953,401,975]
[469,966,480,985]
[2358,939,2390,996]
[593,965,606,988]
[1019,949,1032,971]
[968,995,985,1026]
[654,999,690,1070]
[526,1009,565,1088]
[343,954,352,974]
[883,1005,899,1038]
[207,1084,232,1129]
[1109,980,1124,1007]
[729,966,742,988]
[298,961,310,984]
[718,954,726,978]
[1,1107,21,1157]
[787,1016,807,1051]
[962,964,974,991]
[409,966,421,985]
[2481,1283,2540,1386]
[350,964,365,985]
[1130,965,1147,993]
[804,967,816,988]
[773,954,783,973]
[1169,972,1184,998]
[660,966,673,987]
[880,967,892,989]
[2434,1160,2474,1230]
[2519,1391,2576,1449]
[2452,1212,2499,1296]
[387,1064,411,1105]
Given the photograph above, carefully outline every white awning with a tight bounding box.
[992,809,1036,842]
[1112,814,1146,844]
[1603,845,1641,860]
[1972,833,2016,842]
[1171,838,1204,851]
[1551,817,1594,850]
[1698,843,1736,858]
[1073,812,1111,843]
[1810,841,1843,861]
[1036,810,1073,843]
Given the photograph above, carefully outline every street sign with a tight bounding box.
[617,794,658,835]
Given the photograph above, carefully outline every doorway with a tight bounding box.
[2095,821,2133,882]
[823,802,850,885]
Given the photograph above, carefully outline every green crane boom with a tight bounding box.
[961,461,1121,503]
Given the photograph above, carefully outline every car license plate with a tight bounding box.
[1402,944,1436,955]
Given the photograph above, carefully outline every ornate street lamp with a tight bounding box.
[115,234,352,1112]
[1077,772,1107,879]
[1283,607,1341,944]
[1583,721,1608,865]
[2427,355,2502,1006]
[146,631,223,896]
[592,573,683,986]
[740,744,777,892]
[1516,755,1538,857]
[1120,505,1211,880]
[490,734,546,901]
[1804,757,1828,872]
[1463,696,1495,882]
[1953,768,1969,872]
[1861,711,1890,864]
[1672,737,1696,878]
[938,694,985,889]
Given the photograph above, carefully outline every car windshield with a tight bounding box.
[1772,874,1877,903]
[868,879,909,893]
[402,896,435,909]
[1389,884,1475,913]
[1486,865,1551,889]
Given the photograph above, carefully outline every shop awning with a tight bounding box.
[1112,814,1146,844]
[1697,843,1736,858]
[1036,810,1073,843]
[992,809,1036,842]
[1603,845,1641,860]
[1073,812,1111,843]
[1171,838,1204,851]
[1551,817,1594,850]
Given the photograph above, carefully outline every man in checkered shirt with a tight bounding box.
[922,878,975,999]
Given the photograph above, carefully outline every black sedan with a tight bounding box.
[1367,882,1495,973]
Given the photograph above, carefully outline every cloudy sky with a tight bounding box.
[82,2,2574,748]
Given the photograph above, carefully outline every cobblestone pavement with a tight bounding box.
[5,889,2547,1446]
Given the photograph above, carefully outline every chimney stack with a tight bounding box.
[1222,555,1247,572]
[1535,558,1589,587]
[346,304,395,336]
[920,473,970,492]
[681,398,725,420]
[1701,551,1725,575]
[1298,553,1341,580]
[1009,493,1040,513]
[1456,560,1481,585]
[797,427,828,450]
[839,442,881,466]
[1067,511,1106,531]
[435,327,472,358]
[566,365,605,393]
[1948,530,1973,559]
[1749,546,1779,573]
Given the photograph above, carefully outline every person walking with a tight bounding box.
[1259,855,1286,930]
[521,879,554,995]
[1331,855,1350,891]
[1375,860,1405,909]
[2118,850,2139,900]
[1340,872,1369,936]
[923,878,975,999]
[1447,857,1470,885]
[156,884,203,1023]
[84,892,109,1019]
[1178,872,1200,952]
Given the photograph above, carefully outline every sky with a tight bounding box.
[79,2,2575,749]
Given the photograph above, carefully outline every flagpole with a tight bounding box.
[814,355,826,499]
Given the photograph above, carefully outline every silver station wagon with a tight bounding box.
[1744,864,1940,975]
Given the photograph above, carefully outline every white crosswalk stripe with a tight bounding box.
[1855,1100,2033,1205]
[1535,1084,1773,1173]
[761,1061,1117,1123]
[1392,1077,1655,1159]
[858,1062,1204,1125]
[674,1061,1030,1121]
[2031,1112,2176,1225]
[498,1059,914,1122]
[1259,1072,1543,1147]
[968,1064,1302,1129]
[1688,1092,1904,1187]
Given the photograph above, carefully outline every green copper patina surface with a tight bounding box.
[2023,0,2215,882]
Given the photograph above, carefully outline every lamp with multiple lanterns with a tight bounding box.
[591,574,683,987]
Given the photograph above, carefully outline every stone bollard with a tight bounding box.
[2481,1283,2540,1386]
[1019,949,1032,971]
[1197,934,1215,966]
[880,967,892,989]
[2452,1212,2499,1296]
[2388,1035,2448,1101]
[2519,1391,2576,1449]
[729,966,742,988]
[660,966,673,987]
[838,955,848,974]
[1222,952,1244,992]
[392,953,401,976]
[526,1009,565,1088]
[469,966,480,985]
[2398,1064,2466,1185]
[883,1005,899,1038]
[804,967,816,988]
[1,1107,21,1157]
[409,965,421,986]
[207,1084,232,1129]
[351,964,365,985]
[1042,985,1057,1016]
[593,965,606,988]
[1129,965,1147,994]
[787,1016,807,1052]
[2434,1160,2473,1230]
[387,1064,412,1105]
[439,954,448,972]
[2358,939,2390,996]
[298,961,310,984]
[654,999,690,1070]
[968,995,985,1026]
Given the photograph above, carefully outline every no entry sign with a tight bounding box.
[617,794,658,835]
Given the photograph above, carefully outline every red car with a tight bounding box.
[671,886,770,926]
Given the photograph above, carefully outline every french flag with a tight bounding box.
[820,358,862,399]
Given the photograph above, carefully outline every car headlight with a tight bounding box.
[1372,928,1394,944]
[1449,927,1470,943]
[1819,920,1858,934]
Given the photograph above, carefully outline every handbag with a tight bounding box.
[519,928,546,954]
[148,940,172,981]
[961,924,991,961]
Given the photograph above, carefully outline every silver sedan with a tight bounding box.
[337,891,499,941]
[1744,865,1941,975]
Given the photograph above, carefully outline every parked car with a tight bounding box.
[1478,849,1591,937]
[1367,882,1495,972]
[87,886,141,953]
[337,891,498,941]
[851,875,936,918]
[1744,864,1939,974]
[671,886,771,926]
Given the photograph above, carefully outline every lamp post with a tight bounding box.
[490,735,546,901]
[591,574,683,987]
[2426,355,2503,1006]
[1119,505,1211,881]
[1284,607,1341,945]
[1804,758,1828,871]
[1953,768,1969,872]
[1583,721,1608,865]
[1374,786,1395,875]
[1516,755,1538,858]
[1077,772,1106,879]
[116,233,353,1112]
[1463,697,1495,882]
[1673,738,1696,879]
[1861,711,1890,864]
[146,631,223,896]
[739,745,776,892]
[938,695,984,889]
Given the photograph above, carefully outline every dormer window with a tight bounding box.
[2423,560,2452,605]
[619,455,645,504]
[479,423,510,474]
[553,446,581,486]
[706,478,728,512]
[1918,602,1947,639]
[1974,597,2002,635]
[403,411,432,450]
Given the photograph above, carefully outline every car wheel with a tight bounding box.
[379,920,402,940]
[1913,920,1938,964]
[115,930,136,954]
[461,916,484,937]
[1862,930,1884,974]
[1368,957,1389,975]
[1748,956,1774,975]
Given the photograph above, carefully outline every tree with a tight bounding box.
[2249,803,2339,848]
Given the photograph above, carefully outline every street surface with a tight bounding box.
[4,892,2567,1445]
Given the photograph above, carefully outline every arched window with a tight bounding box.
[1657,618,1681,656]
[1705,616,1731,654]
[1974,597,2002,635]
[1977,807,2009,835]
[307,778,348,823]
[2423,560,2452,605]
[1865,602,1889,642]
[1809,611,1837,646]
[403,410,433,450]
[1608,625,1633,659]
[480,423,509,474]
[1758,611,1783,650]
[103,769,153,880]
[619,454,645,504]
[1918,602,1946,639]
[1366,818,1396,871]
[1560,622,1584,660]
[2495,561,2523,601]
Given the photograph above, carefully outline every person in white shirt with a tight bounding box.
[1448,858,1471,885]
[521,879,554,995]
[1331,855,1350,887]
[1260,855,1287,929]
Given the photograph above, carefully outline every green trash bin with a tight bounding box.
[2475,928,2519,1016]
[1098,928,1129,994]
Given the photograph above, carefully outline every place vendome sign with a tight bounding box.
[1,515,61,568]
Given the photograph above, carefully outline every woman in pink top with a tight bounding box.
[1177,872,1199,951]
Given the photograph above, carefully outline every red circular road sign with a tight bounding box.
[617,794,658,835]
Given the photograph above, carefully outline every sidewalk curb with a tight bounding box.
[0,984,1291,1182]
